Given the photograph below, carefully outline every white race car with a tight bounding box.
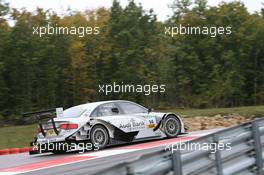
[27,100,186,154]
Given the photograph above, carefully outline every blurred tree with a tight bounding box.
[0,0,9,114]
[0,0,263,120]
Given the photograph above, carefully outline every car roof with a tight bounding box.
[70,100,134,112]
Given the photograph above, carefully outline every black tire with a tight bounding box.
[163,116,181,138]
[90,125,109,150]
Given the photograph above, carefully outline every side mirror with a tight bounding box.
[111,107,119,114]
[148,108,153,113]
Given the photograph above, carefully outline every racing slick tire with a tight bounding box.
[90,125,109,150]
[163,115,181,138]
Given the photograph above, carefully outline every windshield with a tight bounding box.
[62,106,86,118]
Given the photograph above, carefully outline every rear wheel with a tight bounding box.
[164,116,181,138]
[90,125,109,150]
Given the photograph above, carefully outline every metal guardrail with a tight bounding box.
[96,118,264,175]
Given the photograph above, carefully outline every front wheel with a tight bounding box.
[90,125,109,150]
[163,116,181,138]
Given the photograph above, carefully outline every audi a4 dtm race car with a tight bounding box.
[26,100,186,154]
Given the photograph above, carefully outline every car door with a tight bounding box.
[116,102,160,138]
[93,102,133,133]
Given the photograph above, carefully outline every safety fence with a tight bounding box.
[97,118,264,175]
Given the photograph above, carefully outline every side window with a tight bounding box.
[118,102,147,114]
[93,103,120,117]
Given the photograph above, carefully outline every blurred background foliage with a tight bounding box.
[0,0,264,120]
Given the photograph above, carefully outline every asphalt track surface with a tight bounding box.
[0,129,221,175]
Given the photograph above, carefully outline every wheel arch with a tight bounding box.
[90,123,111,145]
[89,119,115,138]
[158,113,185,134]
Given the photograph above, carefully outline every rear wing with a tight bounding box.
[23,108,63,136]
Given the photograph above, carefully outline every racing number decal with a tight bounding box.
[149,119,154,124]
[147,116,156,128]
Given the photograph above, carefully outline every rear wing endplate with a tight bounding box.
[23,108,63,136]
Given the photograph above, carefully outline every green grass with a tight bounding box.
[164,105,264,118]
[0,105,264,149]
[0,124,36,149]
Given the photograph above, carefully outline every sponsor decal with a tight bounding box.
[119,118,145,130]
[147,123,156,128]
[119,123,132,129]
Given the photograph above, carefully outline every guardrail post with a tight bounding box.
[252,121,264,174]
[172,151,182,175]
[214,134,223,175]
